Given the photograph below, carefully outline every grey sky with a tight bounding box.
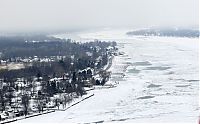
[0,0,198,32]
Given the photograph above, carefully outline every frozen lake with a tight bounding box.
[15,30,199,123]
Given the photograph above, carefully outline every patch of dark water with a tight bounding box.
[153,101,158,103]
[137,96,155,100]
[169,78,199,82]
[133,61,152,66]
[165,71,175,75]
[124,57,131,60]
[187,80,199,82]
[127,68,140,74]
[112,72,124,75]
[147,84,162,88]
[123,62,132,65]
[175,85,191,87]
[91,120,104,123]
[111,118,131,122]
[145,66,171,71]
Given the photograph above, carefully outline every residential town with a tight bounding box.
[0,35,117,122]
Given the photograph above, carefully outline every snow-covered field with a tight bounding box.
[14,30,199,123]
[0,63,25,70]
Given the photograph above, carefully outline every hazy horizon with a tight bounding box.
[0,0,199,33]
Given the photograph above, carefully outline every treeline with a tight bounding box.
[0,36,115,60]
[126,28,199,37]
[0,35,116,79]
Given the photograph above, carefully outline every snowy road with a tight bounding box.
[14,31,199,123]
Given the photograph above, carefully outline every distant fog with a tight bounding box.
[0,0,198,33]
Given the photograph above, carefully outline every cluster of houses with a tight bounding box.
[0,43,117,122]
[0,64,111,122]
[0,55,69,65]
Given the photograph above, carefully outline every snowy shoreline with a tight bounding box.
[13,30,199,123]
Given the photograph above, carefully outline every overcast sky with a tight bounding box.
[0,0,198,32]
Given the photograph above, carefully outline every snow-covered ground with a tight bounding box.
[14,29,199,123]
[0,63,25,70]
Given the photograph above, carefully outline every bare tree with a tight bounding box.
[21,94,30,116]
[0,89,5,112]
